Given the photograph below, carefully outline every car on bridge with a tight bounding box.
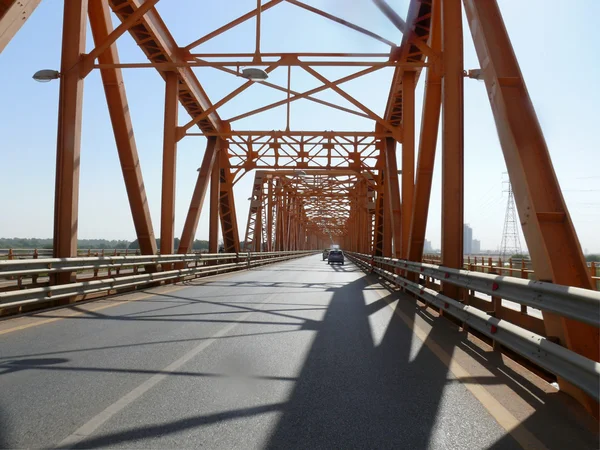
[327,249,344,265]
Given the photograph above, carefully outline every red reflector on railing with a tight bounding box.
[492,282,499,291]
[444,302,449,309]
[490,325,498,334]
[444,273,449,279]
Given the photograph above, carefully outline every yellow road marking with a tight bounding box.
[374,286,548,450]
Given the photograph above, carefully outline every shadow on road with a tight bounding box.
[2,257,597,449]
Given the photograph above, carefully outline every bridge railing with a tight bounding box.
[0,251,314,315]
[347,252,600,403]
[0,248,144,259]
[423,253,600,290]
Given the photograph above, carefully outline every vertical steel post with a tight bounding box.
[209,152,220,253]
[267,178,274,251]
[385,137,403,258]
[441,0,464,298]
[402,70,416,258]
[160,71,179,259]
[373,178,385,257]
[53,0,88,285]
[383,177,392,257]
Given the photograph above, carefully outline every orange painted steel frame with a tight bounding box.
[0,0,597,414]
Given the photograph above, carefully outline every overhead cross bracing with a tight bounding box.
[85,0,421,255]
[242,170,369,252]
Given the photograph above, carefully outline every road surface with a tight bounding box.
[0,255,596,449]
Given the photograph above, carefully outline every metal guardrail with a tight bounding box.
[347,252,600,402]
[423,253,600,290]
[0,248,141,259]
[376,256,600,327]
[0,251,314,311]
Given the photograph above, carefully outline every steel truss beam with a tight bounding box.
[244,171,267,252]
[227,66,384,123]
[160,71,178,258]
[218,147,241,253]
[93,60,425,69]
[384,0,433,128]
[384,138,402,258]
[373,174,385,257]
[226,133,381,172]
[209,154,220,253]
[88,0,157,257]
[463,0,599,414]
[401,70,416,258]
[0,0,41,54]
[408,0,441,262]
[440,0,464,299]
[53,0,87,284]
[178,137,220,255]
[108,0,225,134]
[201,64,371,121]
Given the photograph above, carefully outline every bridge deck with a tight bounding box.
[0,255,596,449]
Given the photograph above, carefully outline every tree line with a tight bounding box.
[0,238,209,251]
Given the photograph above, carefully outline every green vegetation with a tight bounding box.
[128,238,209,251]
[0,238,129,249]
[585,254,600,262]
[0,237,209,251]
[510,253,529,259]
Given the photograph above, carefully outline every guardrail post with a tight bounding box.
[8,249,13,260]
[31,249,39,284]
[487,259,502,350]
[461,287,471,333]
[590,261,597,291]
[519,259,528,313]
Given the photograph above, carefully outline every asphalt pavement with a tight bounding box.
[0,255,596,449]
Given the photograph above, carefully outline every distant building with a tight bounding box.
[424,239,433,253]
[472,239,481,254]
[463,224,473,255]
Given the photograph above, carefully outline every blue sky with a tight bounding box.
[0,0,599,252]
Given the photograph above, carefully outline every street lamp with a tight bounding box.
[240,67,269,82]
[32,69,60,83]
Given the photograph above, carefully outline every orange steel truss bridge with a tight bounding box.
[1,0,599,439]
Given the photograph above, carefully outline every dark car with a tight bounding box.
[322,248,330,260]
[327,249,344,265]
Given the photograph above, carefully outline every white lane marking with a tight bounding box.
[57,292,277,448]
